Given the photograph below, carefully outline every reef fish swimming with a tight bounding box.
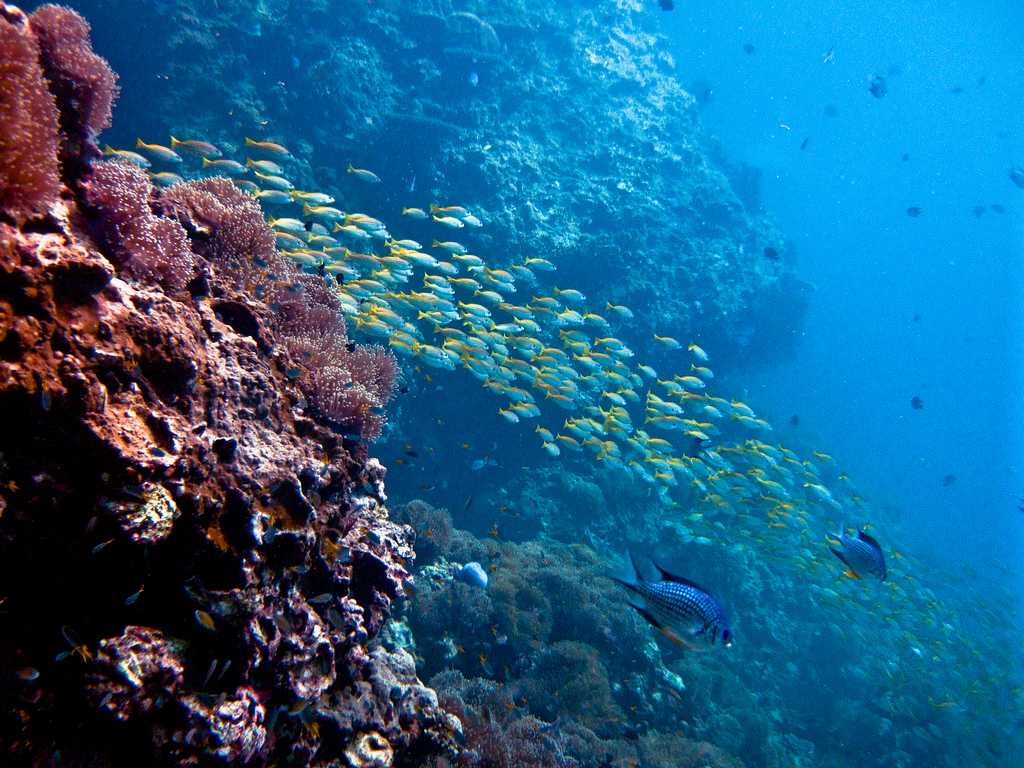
[829,526,887,581]
[614,553,732,648]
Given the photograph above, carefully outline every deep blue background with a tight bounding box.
[662,1,1023,589]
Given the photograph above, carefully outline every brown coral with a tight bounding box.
[29,3,118,176]
[0,8,61,220]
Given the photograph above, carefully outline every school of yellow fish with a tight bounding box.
[107,135,1020,736]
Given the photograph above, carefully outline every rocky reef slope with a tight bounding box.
[0,5,456,765]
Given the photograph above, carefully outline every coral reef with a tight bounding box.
[0,5,446,765]
[0,5,61,220]
[29,4,118,179]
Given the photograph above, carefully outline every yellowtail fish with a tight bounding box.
[605,302,633,319]
[103,145,150,167]
[135,138,182,163]
[524,257,556,271]
[433,240,468,254]
[654,334,682,350]
[246,158,284,174]
[347,164,381,183]
[432,215,465,229]
[402,207,429,219]
[169,136,222,157]
[244,136,291,155]
[430,204,470,216]
[256,189,294,204]
[268,217,307,234]
[253,171,294,190]
[688,343,709,362]
[201,158,246,175]
[232,179,260,194]
[291,190,335,204]
[149,171,184,187]
[303,204,345,221]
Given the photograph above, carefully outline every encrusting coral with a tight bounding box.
[0,4,443,765]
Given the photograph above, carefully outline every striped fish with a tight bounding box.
[829,526,887,581]
[614,554,732,648]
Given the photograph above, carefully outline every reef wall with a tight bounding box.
[0,5,457,765]
[88,0,806,362]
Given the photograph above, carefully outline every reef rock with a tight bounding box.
[0,5,453,766]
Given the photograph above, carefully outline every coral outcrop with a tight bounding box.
[0,5,448,765]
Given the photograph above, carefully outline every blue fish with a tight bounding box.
[829,526,887,581]
[614,554,732,648]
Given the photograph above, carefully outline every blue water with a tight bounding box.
[665,0,1023,573]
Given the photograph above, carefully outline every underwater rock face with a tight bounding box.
[0,5,453,765]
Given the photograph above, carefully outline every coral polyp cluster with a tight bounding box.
[0,4,438,765]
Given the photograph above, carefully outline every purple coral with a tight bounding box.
[0,8,61,220]
[29,4,118,175]
[81,160,196,289]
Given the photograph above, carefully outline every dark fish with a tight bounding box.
[1008,166,1024,189]
[901,152,910,162]
[658,0,675,9]
[972,205,987,218]
[869,75,887,98]
[800,137,810,150]
[829,526,887,581]
[912,313,921,323]
[763,246,780,261]
[824,104,839,118]
[743,43,755,55]
[991,204,1006,214]
[911,395,924,410]
[789,414,800,427]
[948,85,964,94]
[942,474,957,487]
[613,553,732,648]
[906,206,922,218]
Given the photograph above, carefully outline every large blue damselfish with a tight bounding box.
[614,553,732,648]
[829,526,887,581]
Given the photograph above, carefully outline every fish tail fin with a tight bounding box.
[610,551,645,594]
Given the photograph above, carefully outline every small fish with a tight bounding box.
[103,145,150,167]
[742,43,755,55]
[800,137,810,150]
[347,164,381,183]
[906,206,923,218]
[614,554,732,648]
[942,474,956,487]
[194,610,216,631]
[1010,166,1024,190]
[828,526,887,581]
[763,246,780,261]
[244,137,291,155]
[470,457,497,471]
[124,586,144,606]
[170,136,221,157]
[246,158,284,174]
[402,207,429,219]
[822,47,836,64]
[910,395,924,410]
[135,138,182,163]
[149,171,184,187]
[432,215,465,229]
[869,74,887,98]
[201,158,246,175]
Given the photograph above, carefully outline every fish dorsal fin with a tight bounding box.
[857,530,882,551]
[653,561,710,593]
